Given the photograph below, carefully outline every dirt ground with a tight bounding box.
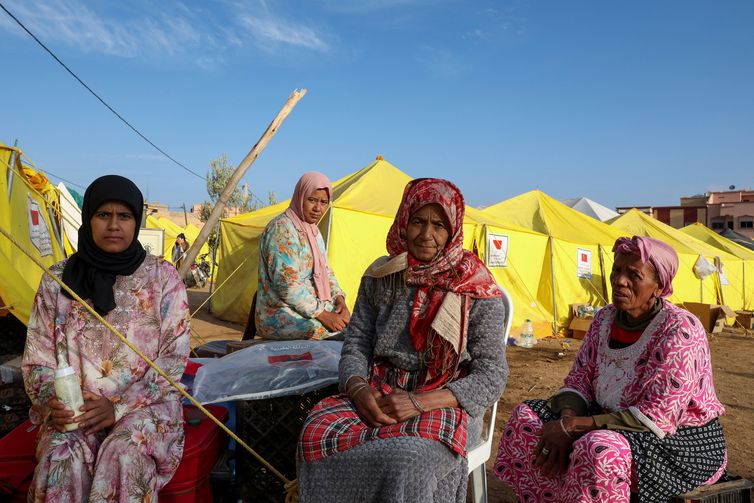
[187,287,754,502]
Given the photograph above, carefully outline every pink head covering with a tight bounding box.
[284,172,333,301]
[612,236,678,298]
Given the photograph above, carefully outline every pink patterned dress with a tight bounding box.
[22,255,190,503]
[493,301,727,503]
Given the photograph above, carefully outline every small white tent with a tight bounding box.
[562,197,618,222]
[57,182,82,250]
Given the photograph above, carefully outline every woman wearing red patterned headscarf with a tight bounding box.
[297,178,509,502]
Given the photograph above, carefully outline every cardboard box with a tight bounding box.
[683,302,736,333]
[568,303,594,340]
[735,310,754,330]
[568,317,593,340]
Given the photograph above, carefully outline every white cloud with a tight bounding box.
[239,14,329,51]
[0,0,212,57]
[0,0,330,66]
[319,0,439,14]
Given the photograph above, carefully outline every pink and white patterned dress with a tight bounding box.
[22,255,190,503]
[493,300,727,503]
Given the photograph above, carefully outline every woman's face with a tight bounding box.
[610,253,662,318]
[406,204,450,262]
[90,201,136,253]
[301,188,330,224]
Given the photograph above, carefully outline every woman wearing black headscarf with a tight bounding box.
[22,175,190,502]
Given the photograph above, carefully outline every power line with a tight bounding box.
[0,1,205,181]
[43,169,86,190]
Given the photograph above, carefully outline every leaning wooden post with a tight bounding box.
[179,89,307,279]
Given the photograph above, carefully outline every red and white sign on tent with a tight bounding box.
[27,195,53,257]
[486,232,509,268]
[576,248,592,280]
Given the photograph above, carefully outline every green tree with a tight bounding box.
[200,154,274,251]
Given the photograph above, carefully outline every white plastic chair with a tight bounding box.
[467,287,513,503]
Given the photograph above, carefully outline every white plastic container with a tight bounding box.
[54,366,84,432]
[519,319,534,348]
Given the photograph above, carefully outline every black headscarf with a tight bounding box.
[62,175,147,315]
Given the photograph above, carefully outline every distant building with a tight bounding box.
[144,201,202,228]
[652,205,707,229]
[610,189,754,239]
[706,189,754,239]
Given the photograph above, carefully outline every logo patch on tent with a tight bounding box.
[487,233,509,268]
[27,196,53,257]
[577,248,592,280]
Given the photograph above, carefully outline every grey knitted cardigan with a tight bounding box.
[298,275,509,503]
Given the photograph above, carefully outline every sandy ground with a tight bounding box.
[187,286,754,502]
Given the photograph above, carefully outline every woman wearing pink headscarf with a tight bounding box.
[255,172,349,340]
[493,236,727,503]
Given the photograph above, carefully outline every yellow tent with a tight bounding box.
[212,157,414,323]
[464,206,553,334]
[610,210,745,310]
[680,222,754,310]
[0,143,67,325]
[482,190,626,333]
[211,157,549,329]
[146,217,211,265]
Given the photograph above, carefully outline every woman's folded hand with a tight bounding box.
[334,296,351,324]
[376,389,423,422]
[77,391,116,435]
[352,387,398,428]
[317,309,349,332]
[533,419,575,476]
[46,397,75,432]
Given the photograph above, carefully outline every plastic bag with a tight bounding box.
[693,255,717,280]
[191,340,342,404]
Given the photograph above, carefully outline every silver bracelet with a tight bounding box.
[348,383,369,401]
[408,392,425,413]
[560,417,574,439]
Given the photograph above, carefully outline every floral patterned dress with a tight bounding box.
[493,301,727,502]
[22,255,190,503]
[255,213,344,340]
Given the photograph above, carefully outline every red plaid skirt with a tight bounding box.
[298,364,467,463]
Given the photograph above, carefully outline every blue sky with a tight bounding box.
[0,0,752,211]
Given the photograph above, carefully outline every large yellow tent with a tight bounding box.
[211,157,550,330]
[680,222,754,310]
[464,206,553,333]
[482,190,626,333]
[212,157,413,323]
[0,143,67,325]
[610,209,745,310]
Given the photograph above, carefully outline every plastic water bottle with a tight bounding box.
[519,319,534,348]
[54,365,84,431]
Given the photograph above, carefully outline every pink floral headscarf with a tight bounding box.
[612,236,678,298]
[284,172,333,301]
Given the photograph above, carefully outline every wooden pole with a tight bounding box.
[548,236,558,335]
[179,89,307,278]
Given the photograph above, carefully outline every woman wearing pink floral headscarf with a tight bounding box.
[255,171,349,340]
[493,236,728,503]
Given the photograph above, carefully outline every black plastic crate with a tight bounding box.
[236,384,339,503]
[674,475,754,503]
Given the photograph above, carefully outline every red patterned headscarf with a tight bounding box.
[385,178,501,389]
